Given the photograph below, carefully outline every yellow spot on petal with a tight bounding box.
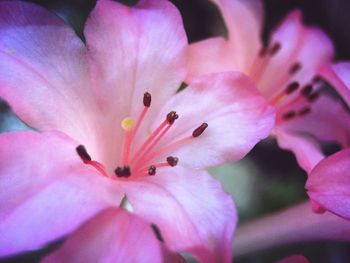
[121,117,135,132]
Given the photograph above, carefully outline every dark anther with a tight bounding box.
[289,62,302,75]
[269,42,281,55]
[301,85,313,97]
[298,107,311,116]
[76,145,91,162]
[166,111,179,124]
[312,75,323,84]
[148,165,156,176]
[151,223,164,243]
[259,46,268,57]
[307,92,319,102]
[143,92,151,107]
[114,165,131,178]
[282,111,296,120]
[166,156,179,167]
[192,123,208,137]
[285,82,299,94]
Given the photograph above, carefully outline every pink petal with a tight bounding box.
[277,255,309,263]
[120,166,237,263]
[258,10,334,96]
[152,72,275,169]
[319,62,350,106]
[187,37,237,82]
[43,208,182,263]
[0,1,94,140]
[187,0,262,80]
[0,131,123,257]
[275,129,324,173]
[306,149,350,220]
[234,202,350,257]
[84,0,187,146]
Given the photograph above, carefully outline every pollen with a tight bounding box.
[121,117,136,132]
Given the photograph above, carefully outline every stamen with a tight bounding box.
[259,46,268,57]
[76,145,91,162]
[285,82,299,94]
[76,145,108,177]
[166,156,179,167]
[301,85,313,97]
[298,107,311,116]
[148,165,156,176]
[289,62,302,75]
[166,111,179,124]
[307,92,319,102]
[282,111,296,120]
[192,123,208,137]
[151,223,164,243]
[115,165,131,178]
[143,92,152,107]
[269,42,281,56]
[312,75,322,84]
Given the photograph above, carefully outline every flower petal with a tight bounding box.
[0,1,94,139]
[84,0,187,138]
[319,62,350,106]
[275,95,350,172]
[43,208,182,263]
[234,202,350,257]
[187,37,237,82]
[120,166,236,263]
[0,131,122,257]
[306,149,350,220]
[187,0,263,80]
[275,129,324,173]
[151,72,275,169]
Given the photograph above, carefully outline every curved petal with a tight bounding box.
[319,62,350,106]
[277,255,309,263]
[43,208,182,263]
[0,131,123,257]
[120,167,237,263]
[275,128,324,173]
[212,0,263,71]
[306,149,350,220]
[0,1,94,139]
[187,37,237,82]
[84,0,187,150]
[151,72,275,169]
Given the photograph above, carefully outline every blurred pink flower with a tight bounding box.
[0,0,275,261]
[187,0,350,173]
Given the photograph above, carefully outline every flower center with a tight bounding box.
[250,41,321,124]
[76,92,208,179]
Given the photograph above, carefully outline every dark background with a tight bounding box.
[1,0,350,262]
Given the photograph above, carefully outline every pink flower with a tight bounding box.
[187,0,350,172]
[0,0,275,261]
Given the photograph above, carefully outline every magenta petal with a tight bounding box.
[153,72,275,169]
[0,131,123,257]
[43,208,181,263]
[277,255,309,263]
[306,149,350,220]
[120,166,237,262]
